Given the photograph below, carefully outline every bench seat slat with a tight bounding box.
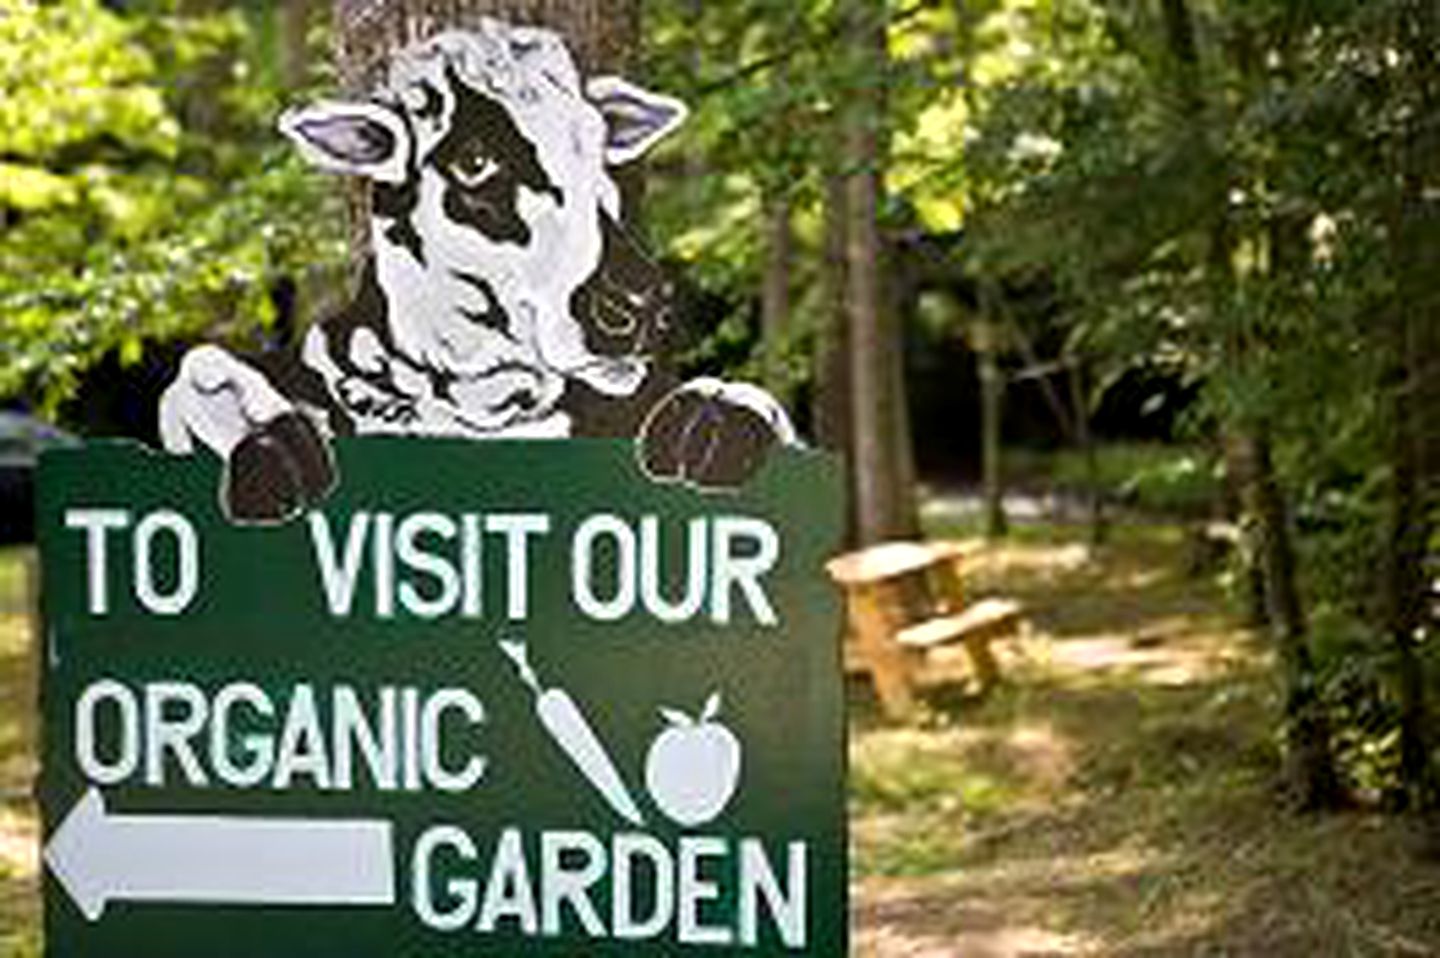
[895,598,1022,649]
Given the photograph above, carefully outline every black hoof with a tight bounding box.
[639,390,778,490]
[223,413,336,524]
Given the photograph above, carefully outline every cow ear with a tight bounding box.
[278,100,410,184]
[586,76,688,166]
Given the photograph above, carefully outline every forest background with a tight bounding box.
[1,0,1438,907]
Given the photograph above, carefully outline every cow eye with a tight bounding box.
[449,150,501,189]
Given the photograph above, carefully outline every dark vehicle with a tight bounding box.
[0,412,80,543]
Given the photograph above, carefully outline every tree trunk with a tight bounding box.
[333,0,638,258]
[1067,360,1105,545]
[885,238,921,539]
[1161,0,1341,809]
[1384,296,1435,810]
[843,0,915,545]
[816,173,856,543]
[815,173,852,457]
[1223,431,1270,627]
[883,236,921,539]
[334,0,634,88]
[1236,431,1344,810]
[280,0,317,89]
[760,194,793,402]
[972,306,1007,540]
[1383,0,1439,810]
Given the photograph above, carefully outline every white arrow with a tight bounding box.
[45,789,396,922]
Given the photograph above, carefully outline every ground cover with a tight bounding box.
[851,524,1440,956]
[0,548,38,958]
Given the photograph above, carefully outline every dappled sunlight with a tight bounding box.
[964,542,1094,581]
[1002,724,1073,794]
[853,845,1173,957]
[855,892,1092,958]
[0,805,36,877]
[851,531,1440,956]
[956,531,1264,690]
[1039,629,1260,688]
[851,720,1077,823]
[0,611,40,956]
[0,616,38,803]
[0,808,38,956]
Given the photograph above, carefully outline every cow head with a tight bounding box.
[278,21,686,433]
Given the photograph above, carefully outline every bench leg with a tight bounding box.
[848,589,919,721]
[869,655,919,720]
[964,634,1002,693]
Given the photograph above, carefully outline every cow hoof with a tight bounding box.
[638,387,779,490]
[264,412,337,502]
[223,413,336,524]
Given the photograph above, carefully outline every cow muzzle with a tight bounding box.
[569,214,676,359]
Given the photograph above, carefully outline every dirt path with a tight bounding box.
[850,528,1440,957]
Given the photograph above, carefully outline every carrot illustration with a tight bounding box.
[499,639,645,826]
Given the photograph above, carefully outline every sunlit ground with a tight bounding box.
[3,532,1440,957]
[0,548,38,958]
[850,524,1440,957]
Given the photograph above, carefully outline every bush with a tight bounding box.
[1048,443,1221,516]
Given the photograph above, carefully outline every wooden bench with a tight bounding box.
[825,540,1022,720]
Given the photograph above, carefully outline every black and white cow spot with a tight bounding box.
[159,18,795,524]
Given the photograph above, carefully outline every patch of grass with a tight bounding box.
[924,513,1188,551]
[1004,443,1221,517]
[0,613,38,958]
[0,553,38,958]
[851,735,1016,818]
[0,550,30,618]
[1053,444,1219,515]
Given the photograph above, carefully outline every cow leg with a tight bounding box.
[636,378,797,490]
[160,345,336,523]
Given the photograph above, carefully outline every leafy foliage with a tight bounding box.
[0,0,345,413]
[4,0,1434,804]
[958,0,1440,800]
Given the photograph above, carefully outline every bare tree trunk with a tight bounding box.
[1160,0,1340,809]
[760,194,793,402]
[816,173,856,543]
[1384,298,1435,810]
[1067,360,1105,544]
[1223,431,1269,626]
[1236,431,1344,809]
[816,175,851,453]
[280,0,317,88]
[883,236,920,539]
[1383,0,1439,810]
[843,136,891,544]
[972,308,1007,540]
[843,0,914,545]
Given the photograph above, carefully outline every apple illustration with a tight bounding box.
[644,691,743,827]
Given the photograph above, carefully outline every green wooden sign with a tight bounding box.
[37,439,846,956]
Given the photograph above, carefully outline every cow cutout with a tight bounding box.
[159,20,795,524]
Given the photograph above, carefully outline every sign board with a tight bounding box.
[37,438,845,955]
